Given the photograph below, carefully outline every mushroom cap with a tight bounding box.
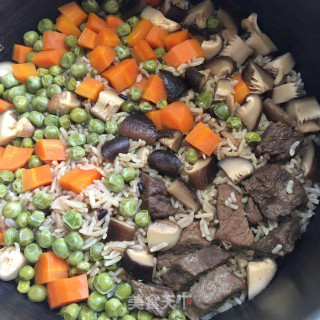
[204,56,236,78]
[101,136,130,162]
[106,218,135,241]
[182,0,214,29]
[0,61,14,77]
[201,35,223,60]
[47,91,81,115]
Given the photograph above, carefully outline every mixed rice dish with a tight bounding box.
[0,0,320,319]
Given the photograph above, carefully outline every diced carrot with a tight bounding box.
[145,0,164,7]
[105,15,124,31]
[56,14,81,37]
[75,76,104,101]
[32,49,67,68]
[34,139,66,162]
[147,110,164,130]
[0,231,3,245]
[12,45,33,63]
[102,59,139,92]
[142,75,167,104]
[87,45,115,74]
[146,25,168,49]
[34,252,68,285]
[21,165,53,191]
[0,145,33,171]
[0,99,13,114]
[131,39,157,63]
[164,29,189,51]
[0,147,5,159]
[129,75,148,91]
[232,74,251,104]
[87,12,108,33]
[161,101,194,134]
[42,31,69,51]
[58,1,88,27]
[47,274,89,309]
[11,62,37,83]
[185,122,222,156]
[163,39,205,69]
[78,28,98,50]
[95,28,121,48]
[59,167,102,194]
[126,19,153,48]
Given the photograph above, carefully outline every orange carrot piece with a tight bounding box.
[95,28,121,48]
[86,12,108,33]
[163,39,205,69]
[131,39,157,63]
[0,147,5,159]
[164,29,189,51]
[32,49,67,68]
[147,110,164,130]
[75,76,104,101]
[146,25,168,49]
[12,45,33,63]
[102,59,139,92]
[21,165,53,191]
[185,122,222,156]
[58,1,88,27]
[126,19,153,48]
[129,75,148,91]
[34,252,68,285]
[42,31,69,51]
[11,62,37,84]
[142,75,167,104]
[34,139,66,162]
[0,99,13,113]
[105,15,124,31]
[87,45,115,74]
[0,145,33,172]
[0,231,3,245]
[232,74,251,104]
[78,27,98,50]
[145,0,164,7]
[56,14,82,37]
[47,274,89,309]
[59,167,102,194]
[160,101,194,134]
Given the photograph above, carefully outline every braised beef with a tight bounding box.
[246,197,263,224]
[263,98,295,127]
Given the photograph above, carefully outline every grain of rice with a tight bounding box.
[286,180,294,194]
[290,141,300,156]
[150,242,169,252]
[271,244,283,254]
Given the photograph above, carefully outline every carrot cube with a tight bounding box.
[78,28,98,50]
[87,46,115,74]
[131,39,157,63]
[75,76,104,101]
[21,165,53,191]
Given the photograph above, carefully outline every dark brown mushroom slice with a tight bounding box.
[157,129,183,152]
[161,0,188,22]
[263,98,295,127]
[106,218,135,241]
[118,112,157,145]
[301,140,320,182]
[187,25,208,42]
[101,136,130,162]
[185,67,207,92]
[186,157,217,190]
[167,179,200,212]
[159,70,188,103]
[120,0,147,19]
[203,56,236,78]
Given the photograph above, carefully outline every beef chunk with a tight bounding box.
[215,185,254,247]
[255,218,300,256]
[255,122,304,163]
[263,99,295,127]
[243,164,308,221]
[246,197,263,224]
[157,245,230,291]
[131,280,175,317]
[140,172,175,219]
[185,266,245,320]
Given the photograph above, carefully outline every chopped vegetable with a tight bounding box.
[87,45,115,73]
[95,28,121,47]
[42,31,69,51]
[147,110,164,130]
[77,27,98,50]
[141,75,167,104]
[21,164,53,191]
[32,49,67,68]
[131,39,157,63]
[34,139,66,161]
[164,29,189,51]
[86,12,107,33]
[58,1,88,27]
[0,99,13,114]
[146,25,168,49]
[56,14,82,37]
[105,15,125,31]
[75,76,104,101]
[12,62,38,83]
[0,147,5,158]
[126,19,153,48]
[12,44,33,64]
[0,145,33,171]
[232,74,251,104]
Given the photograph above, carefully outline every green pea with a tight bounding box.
[185,148,198,164]
[28,210,45,228]
[85,291,106,313]
[120,36,128,46]
[52,238,70,259]
[19,112,30,120]
[21,137,34,148]
[24,243,42,263]
[70,107,88,123]
[12,178,23,194]
[154,47,166,61]
[66,77,78,91]
[32,95,49,112]
[214,102,230,121]
[104,121,117,135]
[28,155,44,169]
[76,260,90,274]
[139,101,152,113]
[70,63,88,79]
[33,39,43,52]
[129,88,141,101]
[87,133,100,146]
[89,242,104,261]
[15,168,26,179]
[2,89,9,101]
[169,308,186,320]
[41,74,54,88]
[36,88,47,97]
[0,83,4,96]
[12,95,29,113]
[94,272,114,294]
[47,84,62,98]
[245,131,261,145]
[68,133,86,147]
[64,35,78,49]
[71,46,86,59]
[226,116,242,130]
[3,228,18,246]
[121,167,138,182]
[115,283,132,301]
[37,68,49,77]
[29,111,44,127]
[37,229,53,248]
[26,52,37,63]
[59,114,72,128]
[3,201,22,218]
[8,85,25,102]
[69,267,78,277]
[122,315,135,320]
[54,75,67,87]
[27,284,47,302]
[79,23,87,32]
[121,100,135,113]
[60,303,81,320]
[127,16,139,29]
[67,250,84,266]
[0,170,14,184]
[82,0,100,14]
[0,73,18,89]
[23,31,39,47]
[49,65,62,76]
[32,191,52,210]
[44,114,59,127]
[90,68,98,76]
[143,60,158,73]
[106,263,118,271]
[119,198,137,217]
[102,0,119,14]
[196,92,213,110]
[206,16,222,34]
[61,51,76,69]
[134,210,151,227]
[65,231,84,250]
[78,305,96,320]
[137,311,153,320]
[25,92,34,103]
[44,125,60,139]
[38,18,54,33]
[19,265,35,281]
[105,298,123,318]
[114,44,130,60]
[16,211,30,228]
[0,183,7,199]
[117,23,131,37]
[18,227,34,246]
[17,280,31,294]
[156,98,168,109]
[88,119,105,134]
[26,76,42,94]
[69,146,86,160]
[105,173,124,192]
[63,209,83,229]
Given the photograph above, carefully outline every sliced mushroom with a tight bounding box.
[182,0,214,29]
[159,70,187,103]
[157,129,183,152]
[226,94,235,114]
[118,112,158,145]
[186,157,217,189]
[0,62,14,77]
[214,79,232,101]
[91,90,124,122]
[167,178,200,212]
[263,98,295,127]
[247,258,277,300]
[216,8,238,33]
[47,91,81,115]
[264,53,296,86]
[184,67,207,92]
[101,136,130,162]
[148,150,182,178]
[147,220,181,252]
[218,157,255,184]
[106,218,136,241]
[296,120,320,133]
[201,35,223,60]
[221,28,238,43]
[161,0,188,22]
[242,61,274,94]
[188,25,208,42]
[270,83,299,105]
[135,146,151,161]
[204,56,236,78]
[123,249,155,281]
[120,0,147,19]
[235,94,263,131]
[301,140,320,182]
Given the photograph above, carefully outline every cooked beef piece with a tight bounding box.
[131,280,176,317]
[243,164,308,221]
[140,172,175,219]
[157,245,230,291]
[254,218,300,256]
[215,185,254,247]
[246,197,263,224]
[255,122,304,163]
[263,99,295,127]
[185,266,245,320]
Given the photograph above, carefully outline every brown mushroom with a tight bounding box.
[204,56,236,78]
[106,218,136,241]
[301,140,320,182]
[135,146,151,161]
[201,35,223,60]
[295,121,320,133]
[182,0,214,29]
[216,7,238,34]
[157,129,183,152]
[161,0,188,22]
[159,70,187,103]
[184,67,207,92]
[120,0,147,19]
[101,136,130,162]
[47,91,81,115]
[263,98,295,127]
[270,83,299,104]
[214,79,232,101]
